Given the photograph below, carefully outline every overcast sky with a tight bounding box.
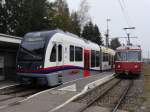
[66,0,150,58]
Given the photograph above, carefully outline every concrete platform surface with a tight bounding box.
[0,81,18,88]
[0,72,114,112]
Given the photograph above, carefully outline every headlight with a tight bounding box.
[37,65,42,69]
[117,65,121,68]
[17,65,21,69]
[134,65,138,68]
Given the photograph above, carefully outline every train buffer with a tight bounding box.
[0,72,114,112]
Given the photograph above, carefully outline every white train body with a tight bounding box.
[17,30,115,86]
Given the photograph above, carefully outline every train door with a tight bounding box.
[56,42,64,84]
[49,42,64,85]
[50,42,64,66]
[56,43,64,66]
[84,49,90,77]
[0,56,4,81]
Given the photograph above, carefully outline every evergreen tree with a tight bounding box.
[0,0,7,34]
[0,0,50,36]
[82,21,93,40]
[82,21,103,45]
[51,0,71,31]
[15,0,49,36]
[110,38,121,50]
[70,12,81,36]
[0,0,18,34]
[0,0,85,38]
[93,25,103,45]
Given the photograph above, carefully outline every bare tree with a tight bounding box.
[78,0,91,31]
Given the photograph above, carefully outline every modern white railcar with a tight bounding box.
[17,30,115,86]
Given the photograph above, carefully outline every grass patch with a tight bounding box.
[143,64,150,95]
[143,64,150,76]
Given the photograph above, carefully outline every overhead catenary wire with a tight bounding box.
[121,0,134,29]
[122,0,126,8]
[117,0,130,27]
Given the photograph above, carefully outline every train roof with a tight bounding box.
[116,45,141,51]
[0,33,22,44]
[24,29,96,44]
[24,29,115,54]
[101,46,115,55]
[24,29,100,46]
[24,30,62,39]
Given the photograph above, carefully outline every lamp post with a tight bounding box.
[105,19,111,47]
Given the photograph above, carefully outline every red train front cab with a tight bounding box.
[115,45,143,75]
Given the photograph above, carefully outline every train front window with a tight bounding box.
[18,34,46,61]
[127,51,141,61]
[116,52,126,61]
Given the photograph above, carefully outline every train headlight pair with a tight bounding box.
[37,65,42,69]
[17,65,21,69]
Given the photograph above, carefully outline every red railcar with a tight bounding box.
[115,45,143,75]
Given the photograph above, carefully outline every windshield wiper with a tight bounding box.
[21,47,42,59]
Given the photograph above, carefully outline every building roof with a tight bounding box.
[0,33,22,44]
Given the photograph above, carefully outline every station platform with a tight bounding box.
[0,80,18,88]
[0,72,114,112]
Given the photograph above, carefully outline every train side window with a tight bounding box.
[96,51,100,67]
[102,53,104,61]
[50,44,56,62]
[103,53,108,62]
[117,52,126,61]
[91,50,96,67]
[103,53,105,61]
[58,44,62,62]
[138,52,141,61]
[75,47,83,61]
[106,53,109,61]
[70,45,74,61]
[109,54,112,65]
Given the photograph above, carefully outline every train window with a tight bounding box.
[116,52,126,61]
[50,44,56,62]
[107,54,109,61]
[103,53,108,62]
[109,54,112,65]
[96,51,100,67]
[24,34,45,42]
[58,44,62,62]
[102,53,104,61]
[91,50,96,67]
[127,51,141,61]
[75,47,83,61]
[138,52,142,61]
[70,45,74,61]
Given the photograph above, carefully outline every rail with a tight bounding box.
[111,80,133,112]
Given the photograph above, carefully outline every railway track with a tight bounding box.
[72,78,133,112]
[0,84,50,109]
[111,80,133,112]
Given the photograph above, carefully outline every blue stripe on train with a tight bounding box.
[18,65,100,74]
